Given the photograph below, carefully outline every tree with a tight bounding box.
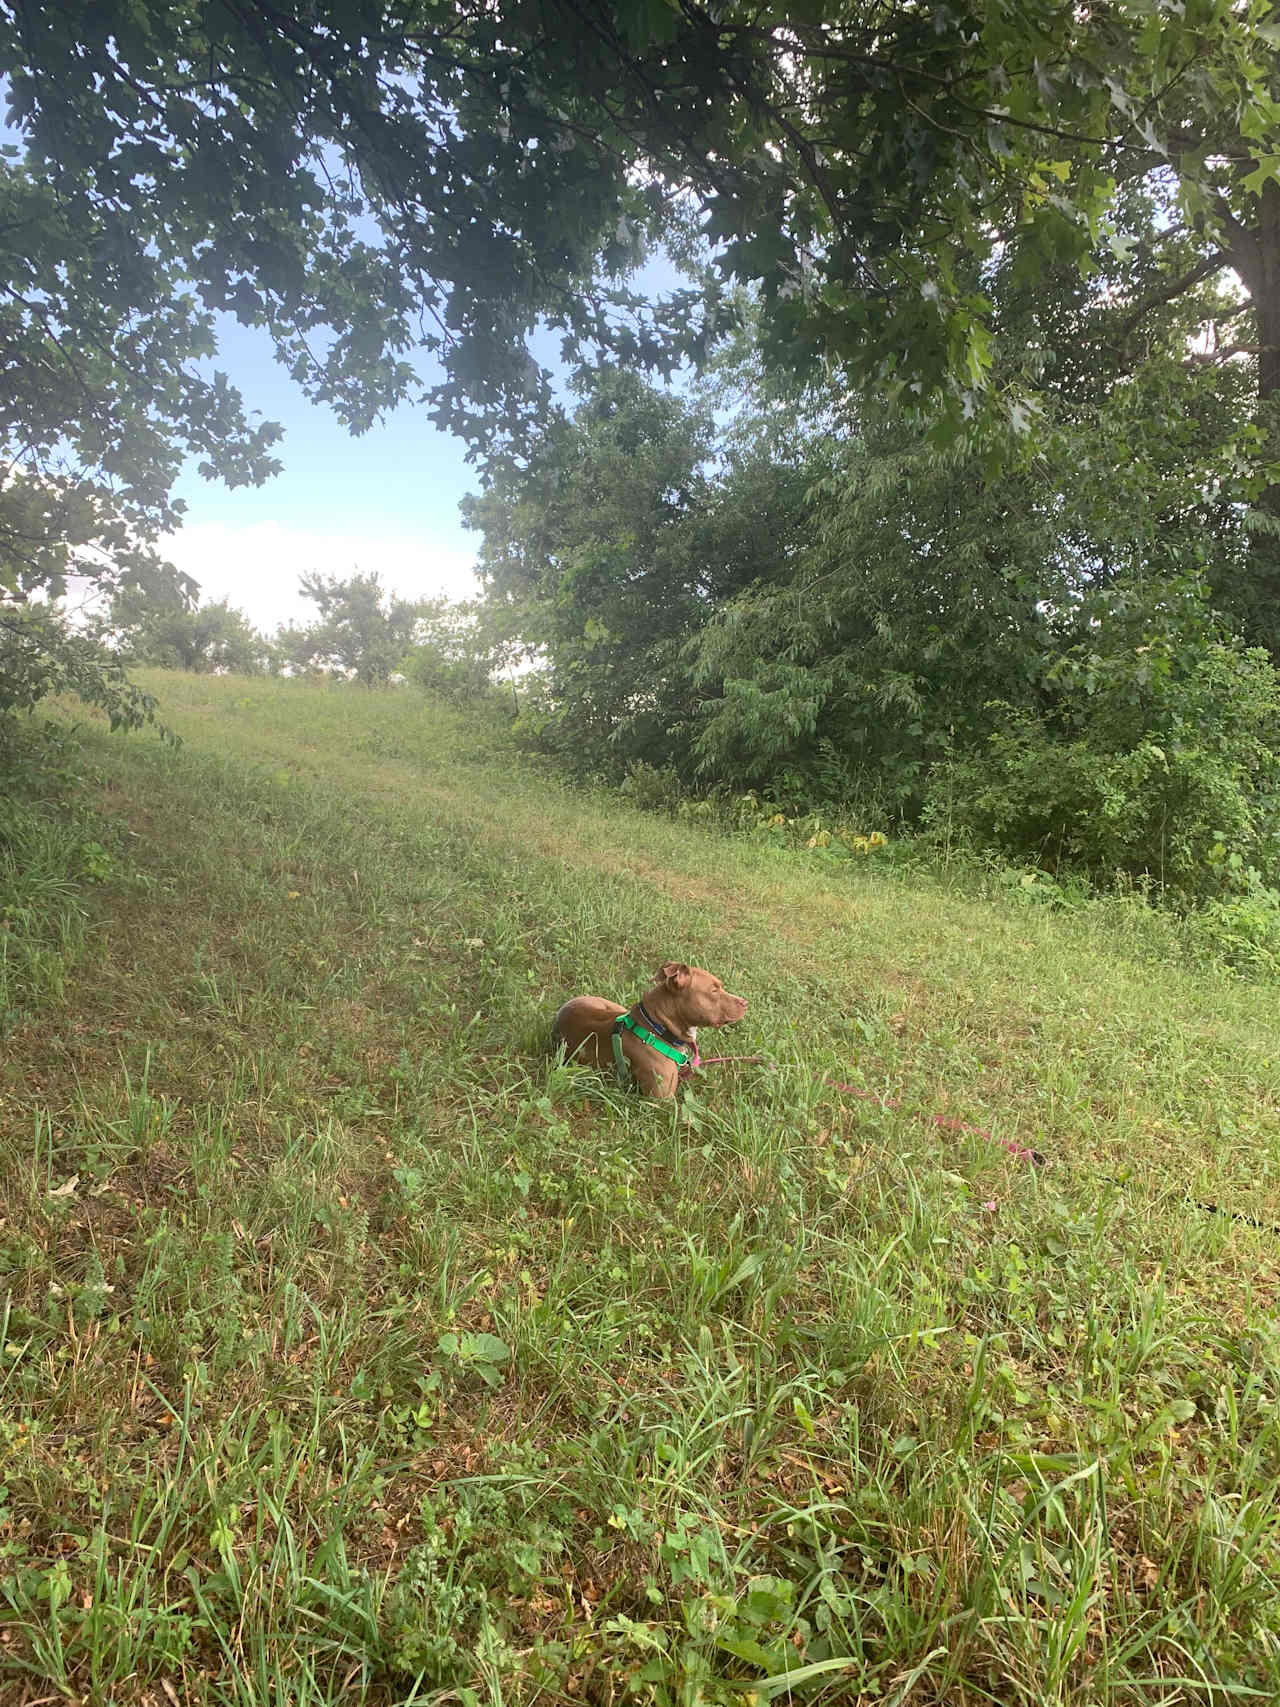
[10,0,1276,417]
[279,571,424,684]
[110,587,271,674]
[474,312,1263,816]
[4,0,1280,730]
[466,368,814,766]
[687,386,1245,805]
[688,418,1062,808]
[5,2,1279,578]
[0,602,165,731]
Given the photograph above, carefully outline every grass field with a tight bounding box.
[2,672,1280,1706]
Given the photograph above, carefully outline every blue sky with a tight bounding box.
[164,313,486,633]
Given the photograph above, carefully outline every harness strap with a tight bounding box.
[611,1024,631,1087]
[612,1012,692,1086]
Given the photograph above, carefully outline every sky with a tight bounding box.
[164,314,486,633]
[164,258,685,632]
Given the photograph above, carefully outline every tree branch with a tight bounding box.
[1113,251,1234,341]
[1186,342,1264,365]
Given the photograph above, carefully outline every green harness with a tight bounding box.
[611,1010,692,1087]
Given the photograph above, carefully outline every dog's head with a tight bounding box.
[657,961,748,1029]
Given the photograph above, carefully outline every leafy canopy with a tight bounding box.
[6,0,1279,453]
[4,0,1280,719]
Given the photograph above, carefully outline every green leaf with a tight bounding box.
[750,1656,861,1698]
[1241,155,1280,196]
[469,1332,511,1366]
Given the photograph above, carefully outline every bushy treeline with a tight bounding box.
[0,563,512,703]
[100,571,509,698]
[467,362,1280,921]
[17,353,1280,946]
[454,151,1280,926]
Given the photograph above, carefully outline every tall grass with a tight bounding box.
[0,673,1277,1705]
[0,718,119,1027]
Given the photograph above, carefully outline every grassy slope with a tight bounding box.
[2,672,1279,1706]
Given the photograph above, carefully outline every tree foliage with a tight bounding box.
[278,571,424,685]
[0,604,165,732]
[467,368,814,764]
[10,1,1276,423]
[110,587,271,675]
[689,335,1257,796]
[927,585,1280,898]
[473,343,1280,894]
[403,599,515,705]
[4,0,1279,625]
[0,155,281,601]
[0,105,281,714]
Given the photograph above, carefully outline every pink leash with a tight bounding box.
[684,1050,1046,1166]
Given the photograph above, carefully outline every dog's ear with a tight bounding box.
[659,961,692,989]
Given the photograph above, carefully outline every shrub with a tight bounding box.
[1190,882,1280,976]
[0,719,118,1026]
[619,760,683,812]
[1,601,162,728]
[924,588,1280,900]
[404,599,504,705]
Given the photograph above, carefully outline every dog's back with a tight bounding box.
[552,995,626,1071]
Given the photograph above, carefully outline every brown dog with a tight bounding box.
[552,961,748,1098]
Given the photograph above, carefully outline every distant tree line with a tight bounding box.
[106,570,505,699]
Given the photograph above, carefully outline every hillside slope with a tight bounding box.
[2,674,1278,1705]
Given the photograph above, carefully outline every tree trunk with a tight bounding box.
[1227,177,1280,653]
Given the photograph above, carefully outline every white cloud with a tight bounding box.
[157,519,481,633]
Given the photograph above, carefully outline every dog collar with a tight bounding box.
[636,1002,695,1053]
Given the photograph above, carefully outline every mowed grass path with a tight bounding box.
[2,672,1279,1706]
